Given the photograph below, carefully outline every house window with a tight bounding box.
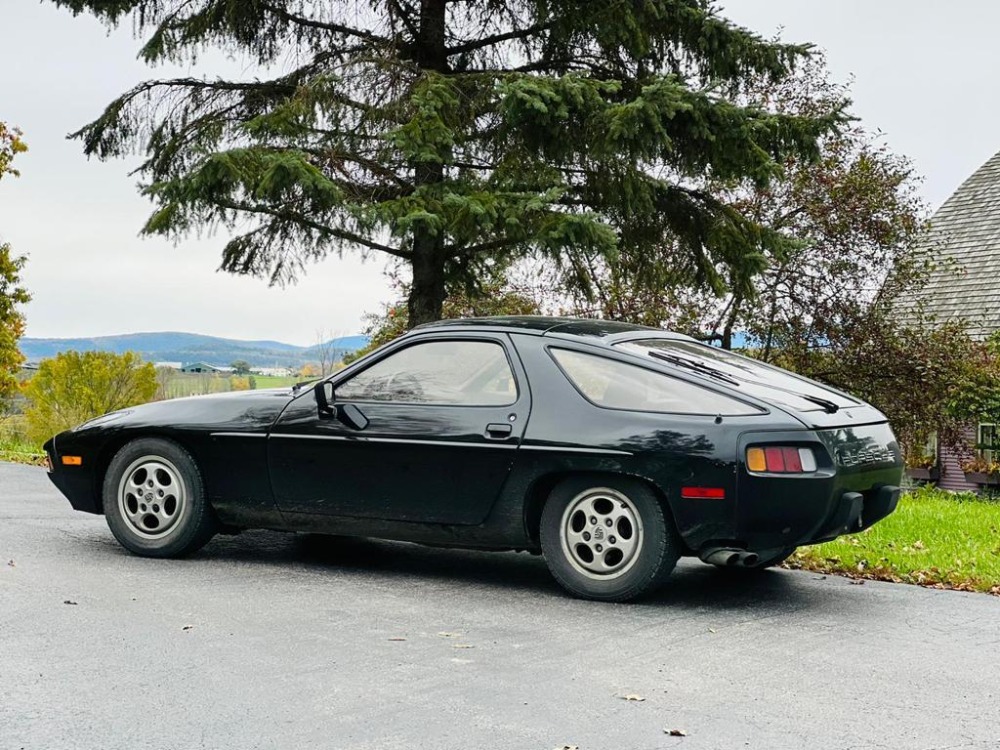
[978,424,998,463]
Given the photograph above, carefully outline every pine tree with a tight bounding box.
[51,0,841,325]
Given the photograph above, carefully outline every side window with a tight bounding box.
[978,424,997,464]
[337,340,517,406]
[551,349,762,416]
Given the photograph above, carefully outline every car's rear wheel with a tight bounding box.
[539,477,680,602]
[103,438,217,558]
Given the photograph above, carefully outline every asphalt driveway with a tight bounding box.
[2,461,998,750]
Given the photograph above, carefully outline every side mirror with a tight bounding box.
[314,382,369,430]
[336,403,370,431]
[314,382,335,417]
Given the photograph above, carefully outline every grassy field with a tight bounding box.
[0,415,46,466]
[791,486,1000,595]
[158,372,300,399]
[250,375,301,389]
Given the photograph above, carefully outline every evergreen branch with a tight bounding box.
[448,238,520,257]
[258,3,392,46]
[213,198,413,260]
[386,0,420,39]
[447,22,553,56]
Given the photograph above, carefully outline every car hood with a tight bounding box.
[73,387,299,435]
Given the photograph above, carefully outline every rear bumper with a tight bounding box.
[720,423,904,554]
[809,484,901,543]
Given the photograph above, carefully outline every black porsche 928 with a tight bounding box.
[44,317,903,601]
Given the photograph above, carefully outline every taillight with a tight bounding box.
[746,446,817,474]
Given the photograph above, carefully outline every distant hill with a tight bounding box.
[19,332,370,369]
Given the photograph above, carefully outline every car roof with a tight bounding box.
[411,316,696,343]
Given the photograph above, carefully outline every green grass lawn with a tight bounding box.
[0,416,45,466]
[791,486,1000,595]
[250,375,300,389]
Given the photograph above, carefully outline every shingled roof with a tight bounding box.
[898,151,1000,339]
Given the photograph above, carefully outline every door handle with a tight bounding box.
[485,423,513,439]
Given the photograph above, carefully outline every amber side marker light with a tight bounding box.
[746,447,817,474]
[61,456,83,466]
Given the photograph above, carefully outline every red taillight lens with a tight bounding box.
[746,447,817,474]
[764,447,785,472]
[782,447,803,472]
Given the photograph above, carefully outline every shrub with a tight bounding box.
[22,351,157,444]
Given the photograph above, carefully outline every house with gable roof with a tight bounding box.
[897,151,1000,490]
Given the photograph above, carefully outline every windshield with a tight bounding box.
[617,339,860,413]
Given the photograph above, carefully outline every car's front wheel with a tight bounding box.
[539,477,681,602]
[103,438,217,558]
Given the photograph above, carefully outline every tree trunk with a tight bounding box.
[408,235,446,327]
[405,0,449,328]
[721,291,743,350]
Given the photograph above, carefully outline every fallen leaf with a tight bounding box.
[453,644,475,649]
[63,600,77,606]
[665,729,688,737]
[848,579,865,586]
[622,694,645,702]
[388,637,407,642]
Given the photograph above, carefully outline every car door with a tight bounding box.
[267,333,530,525]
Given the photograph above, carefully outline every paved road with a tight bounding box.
[2,462,999,750]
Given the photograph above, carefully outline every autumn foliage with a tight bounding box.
[0,122,30,402]
[22,351,157,444]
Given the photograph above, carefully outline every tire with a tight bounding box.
[102,438,217,558]
[539,477,681,602]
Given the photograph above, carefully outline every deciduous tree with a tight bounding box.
[0,122,30,401]
[22,351,158,444]
[51,0,839,326]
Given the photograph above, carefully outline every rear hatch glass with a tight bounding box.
[616,339,860,413]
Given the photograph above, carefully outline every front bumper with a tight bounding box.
[44,434,103,515]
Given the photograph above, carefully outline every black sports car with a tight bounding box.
[44,317,903,601]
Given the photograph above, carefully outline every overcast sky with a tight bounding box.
[2,1,999,345]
